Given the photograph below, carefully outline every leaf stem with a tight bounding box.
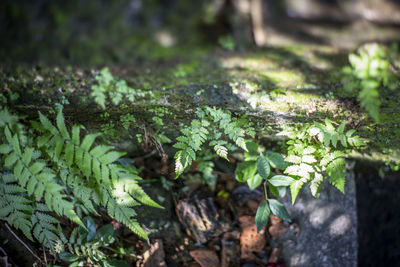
[263,181,269,200]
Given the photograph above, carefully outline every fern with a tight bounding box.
[0,173,61,251]
[342,43,399,122]
[90,68,145,109]
[31,206,61,252]
[174,106,250,177]
[285,119,365,203]
[174,118,210,177]
[0,106,162,254]
[35,109,162,238]
[1,126,80,223]
[0,173,34,240]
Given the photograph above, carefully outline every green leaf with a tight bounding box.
[0,144,11,154]
[81,133,101,151]
[247,174,263,190]
[301,155,316,164]
[324,118,335,131]
[99,151,124,165]
[290,179,304,204]
[79,217,97,242]
[64,143,74,166]
[59,252,80,262]
[255,201,270,232]
[22,148,34,165]
[268,199,291,222]
[5,152,18,167]
[285,155,301,164]
[310,172,324,197]
[326,157,346,193]
[265,151,287,170]
[38,112,58,135]
[245,141,258,156]
[257,156,270,179]
[331,133,338,148]
[323,132,331,147]
[95,224,115,245]
[56,109,70,139]
[29,162,46,175]
[346,129,355,137]
[268,175,294,187]
[235,161,257,182]
[236,137,247,151]
[340,134,347,147]
[303,146,316,155]
[269,184,287,198]
[337,122,346,134]
[71,125,81,145]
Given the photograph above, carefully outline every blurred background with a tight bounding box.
[1,0,400,65]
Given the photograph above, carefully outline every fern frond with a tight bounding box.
[174,119,209,177]
[32,210,61,252]
[1,127,80,225]
[326,157,346,193]
[35,109,160,240]
[0,173,61,246]
[0,173,33,240]
[100,187,149,240]
[174,106,251,177]
[210,140,229,160]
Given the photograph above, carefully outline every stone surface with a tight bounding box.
[278,170,357,267]
[355,163,400,266]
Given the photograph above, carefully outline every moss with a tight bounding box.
[2,41,399,165]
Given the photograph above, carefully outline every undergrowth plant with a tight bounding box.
[59,216,128,267]
[235,141,293,231]
[174,106,255,177]
[341,43,399,122]
[0,107,162,257]
[234,119,365,231]
[283,118,365,203]
[91,68,147,109]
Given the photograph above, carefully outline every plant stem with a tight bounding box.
[263,181,269,200]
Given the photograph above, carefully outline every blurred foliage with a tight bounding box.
[341,43,400,122]
[0,0,227,65]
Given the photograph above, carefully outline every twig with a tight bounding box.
[4,223,42,263]
[42,245,48,266]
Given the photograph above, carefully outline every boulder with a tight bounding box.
[278,169,357,267]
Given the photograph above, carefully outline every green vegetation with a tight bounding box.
[0,106,162,263]
[283,119,365,202]
[91,68,147,109]
[59,217,129,267]
[174,106,254,177]
[235,141,292,231]
[341,43,399,122]
[1,37,399,265]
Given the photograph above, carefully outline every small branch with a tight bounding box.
[42,245,48,266]
[4,223,42,263]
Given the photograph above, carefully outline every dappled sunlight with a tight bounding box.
[289,252,309,266]
[329,214,352,237]
[309,206,335,228]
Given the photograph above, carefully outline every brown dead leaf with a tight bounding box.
[239,216,266,261]
[190,249,220,267]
